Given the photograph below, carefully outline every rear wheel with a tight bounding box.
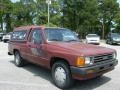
[14,51,25,67]
[52,61,73,89]
[106,40,108,44]
[109,41,113,45]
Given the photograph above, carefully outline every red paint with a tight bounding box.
[8,26,116,80]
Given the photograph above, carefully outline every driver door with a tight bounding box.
[27,29,47,66]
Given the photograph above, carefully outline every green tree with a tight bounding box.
[0,0,13,32]
[98,0,119,38]
[113,7,120,33]
[35,0,61,26]
[34,0,47,25]
[12,0,36,27]
[63,0,99,38]
[0,0,120,35]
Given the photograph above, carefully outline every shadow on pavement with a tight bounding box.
[110,43,120,46]
[10,60,53,82]
[70,76,111,90]
[10,60,111,90]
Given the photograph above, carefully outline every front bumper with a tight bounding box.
[0,37,2,40]
[87,40,100,44]
[112,40,120,44]
[3,39,10,41]
[70,60,118,80]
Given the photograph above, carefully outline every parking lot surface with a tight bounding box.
[0,42,120,90]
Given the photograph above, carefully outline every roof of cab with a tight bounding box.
[14,25,45,31]
[14,25,66,31]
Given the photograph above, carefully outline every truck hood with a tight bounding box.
[48,42,115,56]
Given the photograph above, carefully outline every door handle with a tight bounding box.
[28,45,36,48]
[28,45,31,47]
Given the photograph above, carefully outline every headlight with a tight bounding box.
[85,57,93,65]
[113,38,117,41]
[113,52,117,59]
[84,57,91,64]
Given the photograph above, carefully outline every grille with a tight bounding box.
[93,53,113,63]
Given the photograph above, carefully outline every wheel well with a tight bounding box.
[50,57,70,68]
[13,49,19,54]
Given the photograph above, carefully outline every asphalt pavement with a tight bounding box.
[0,42,120,90]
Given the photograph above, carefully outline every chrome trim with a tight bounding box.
[93,53,114,63]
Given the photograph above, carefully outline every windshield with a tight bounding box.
[7,32,12,35]
[0,33,4,37]
[45,28,79,42]
[87,34,98,37]
[111,33,120,37]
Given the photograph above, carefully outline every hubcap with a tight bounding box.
[54,67,66,86]
[15,54,20,65]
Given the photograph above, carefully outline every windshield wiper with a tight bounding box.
[66,39,79,42]
[49,39,61,41]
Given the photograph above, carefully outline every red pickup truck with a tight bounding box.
[8,26,118,89]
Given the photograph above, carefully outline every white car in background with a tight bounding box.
[86,34,100,45]
[2,32,12,43]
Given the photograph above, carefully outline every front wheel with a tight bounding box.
[109,41,113,45]
[4,40,7,43]
[107,40,113,45]
[52,61,73,89]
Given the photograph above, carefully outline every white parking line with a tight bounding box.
[0,81,49,87]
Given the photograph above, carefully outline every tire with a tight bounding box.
[95,74,103,79]
[109,41,113,45]
[4,40,7,43]
[107,40,112,45]
[14,51,25,67]
[106,40,108,44]
[51,61,73,89]
[96,43,100,45]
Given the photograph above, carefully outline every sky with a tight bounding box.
[11,0,19,3]
[117,0,120,4]
[11,0,120,4]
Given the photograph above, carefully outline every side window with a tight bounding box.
[12,31,26,40]
[30,30,42,44]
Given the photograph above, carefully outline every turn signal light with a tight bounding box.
[76,57,85,67]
